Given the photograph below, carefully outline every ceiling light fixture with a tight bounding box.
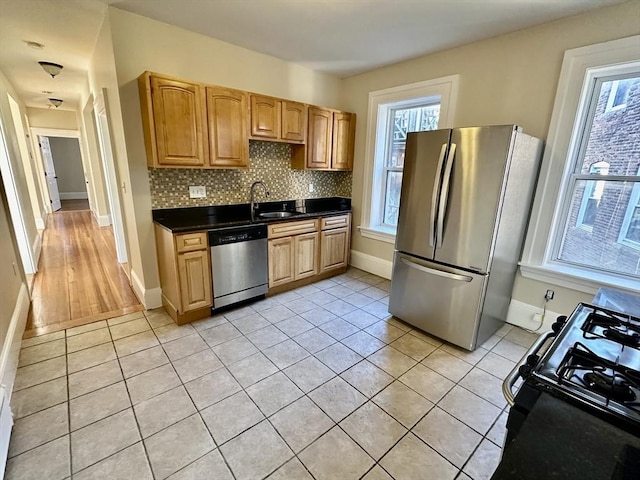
[25,40,45,49]
[48,98,63,108]
[38,61,64,78]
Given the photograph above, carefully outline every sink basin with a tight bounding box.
[258,211,296,219]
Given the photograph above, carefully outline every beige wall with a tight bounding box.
[0,181,25,358]
[0,70,39,267]
[26,107,78,130]
[105,7,345,305]
[47,137,87,196]
[342,0,640,313]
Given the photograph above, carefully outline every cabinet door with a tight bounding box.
[251,95,280,139]
[331,112,355,170]
[282,101,307,143]
[151,76,207,166]
[268,237,295,287]
[321,227,349,272]
[177,250,212,312]
[206,87,249,168]
[294,232,319,280]
[306,107,332,169]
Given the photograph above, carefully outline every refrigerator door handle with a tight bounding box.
[430,143,449,247]
[436,142,456,248]
[400,256,473,282]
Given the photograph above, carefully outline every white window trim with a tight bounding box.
[520,35,640,295]
[359,75,459,243]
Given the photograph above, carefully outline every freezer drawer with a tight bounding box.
[389,252,487,350]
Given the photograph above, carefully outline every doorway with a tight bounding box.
[38,136,89,212]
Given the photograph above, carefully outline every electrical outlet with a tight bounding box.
[545,289,555,301]
[308,183,314,193]
[189,186,206,198]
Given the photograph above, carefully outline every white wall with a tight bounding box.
[47,137,87,199]
[342,0,640,314]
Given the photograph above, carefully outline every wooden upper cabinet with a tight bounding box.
[306,107,333,169]
[282,101,307,143]
[206,87,249,168]
[250,96,307,144]
[251,95,280,139]
[143,74,207,167]
[331,112,355,170]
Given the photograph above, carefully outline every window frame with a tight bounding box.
[618,166,640,249]
[520,35,640,294]
[359,75,459,243]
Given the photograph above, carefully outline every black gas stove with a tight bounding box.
[495,303,640,479]
[528,303,640,431]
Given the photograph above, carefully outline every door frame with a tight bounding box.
[93,89,128,264]
[0,116,36,274]
[37,136,61,212]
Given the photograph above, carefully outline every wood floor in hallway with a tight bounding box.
[25,210,143,338]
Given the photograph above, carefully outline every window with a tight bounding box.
[382,103,440,226]
[605,79,634,111]
[360,76,458,243]
[520,36,640,293]
[576,161,609,230]
[619,167,640,248]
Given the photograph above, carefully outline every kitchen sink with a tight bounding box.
[258,211,297,219]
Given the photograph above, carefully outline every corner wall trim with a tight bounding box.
[130,269,162,310]
[0,283,30,471]
[506,299,560,332]
[32,231,42,271]
[349,250,393,280]
[34,217,45,230]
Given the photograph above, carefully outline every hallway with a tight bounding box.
[25,210,142,338]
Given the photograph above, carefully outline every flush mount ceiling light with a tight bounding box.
[24,40,45,49]
[48,98,63,108]
[38,61,63,78]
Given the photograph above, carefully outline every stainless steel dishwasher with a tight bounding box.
[208,224,268,309]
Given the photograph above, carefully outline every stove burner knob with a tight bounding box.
[552,315,568,334]
[519,364,533,378]
[526,354,539,366]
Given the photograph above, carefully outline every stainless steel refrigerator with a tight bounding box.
[389,125,543,351]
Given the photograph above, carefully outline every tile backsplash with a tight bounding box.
[148,141,352,209]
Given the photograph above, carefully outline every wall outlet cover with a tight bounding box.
[308,183,314,193]
[189,186,206,198]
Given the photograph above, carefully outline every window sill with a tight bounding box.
[519,262,640,295]
[358,226,397,244]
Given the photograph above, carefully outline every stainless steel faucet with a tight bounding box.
[250,181,270,220]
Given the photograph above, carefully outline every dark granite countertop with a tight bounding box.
[153,197,351,233]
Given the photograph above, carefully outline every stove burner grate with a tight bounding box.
[581,308,640,348]
[557,342,640,412]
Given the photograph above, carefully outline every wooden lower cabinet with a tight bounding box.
[321,227,349,272]
[155,226,212,324]
[267,214,350,291]
[177,250,212,311]
[294,232,319,280]
[268,237,295,287]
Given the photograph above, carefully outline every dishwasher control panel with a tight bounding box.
[208,224,267,246]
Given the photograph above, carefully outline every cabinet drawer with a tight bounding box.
[321,215,350,230]
[176,232,208,253]
[268,219,319,239]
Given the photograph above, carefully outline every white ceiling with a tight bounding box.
[0,0,627,110]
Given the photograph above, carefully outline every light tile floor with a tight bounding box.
[7,267,538,480]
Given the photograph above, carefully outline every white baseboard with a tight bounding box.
[349,250,393,280]
[95,214,111,227]
[0,283,30,468]
[506,299,561,332]
[131,269,162,310]
[59,192,88,200]
[32,230,42,271]
[34,217,45,230]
